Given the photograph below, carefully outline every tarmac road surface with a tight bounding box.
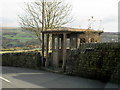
[1,66,119,88]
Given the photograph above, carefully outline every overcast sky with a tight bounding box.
[0,0,119,32]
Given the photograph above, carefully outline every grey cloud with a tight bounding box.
[103,16,117,24]
[2,17,17,22]
[1,17,19,27]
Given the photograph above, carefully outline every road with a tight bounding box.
[1,66,119,88]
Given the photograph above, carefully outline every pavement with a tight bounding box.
[1,66,119,88]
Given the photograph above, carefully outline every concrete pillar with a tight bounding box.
[62,33,67,71]
[75,34,78,48]
[57,35,60,50]
[57,36,59,67]
[61,35,63,50]
[77,35,80,48]
[70,35,73,49]
[52,34,55,67]
[45,34,49,67]
[52,35,59,68]
[52,34,55,52]
[42,33,44,66]
[98,33,102,42]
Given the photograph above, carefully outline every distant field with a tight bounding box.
[101,32,118,42]
[3,28,37,39]
[2,28,40,48]
[2,27,119,49]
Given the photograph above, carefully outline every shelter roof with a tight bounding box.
[42,28,103,34]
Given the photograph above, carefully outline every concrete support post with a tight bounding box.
[99,34,102,42]
[75,34,78,48]
[62,33,67,71]
[58,36,60,49]
[61,35,63,52]
[70,35,73,49]
[56,36,59,67]
[42,33,44,66]
[45,34,49,67]
[52,34,55,56]
[77,35,80,48]
[52,34,55,67]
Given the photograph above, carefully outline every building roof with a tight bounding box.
[42,28,103,34]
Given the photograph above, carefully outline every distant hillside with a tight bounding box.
[2,27,119,49]
[101,32,118,42]
[2,27,41,49]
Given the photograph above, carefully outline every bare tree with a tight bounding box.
[88,16,96,29]
[19,0,72,43]
[87,16,103,30]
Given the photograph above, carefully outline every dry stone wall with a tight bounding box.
[2,51,42,69]
[66,42,120,83]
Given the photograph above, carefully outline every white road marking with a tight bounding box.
[0,76,11,83]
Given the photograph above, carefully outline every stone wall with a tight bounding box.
[66,42,120,83]
[2,51,42,69]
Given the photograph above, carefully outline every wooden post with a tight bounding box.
[45,34,49,67]
[62,33,67,71]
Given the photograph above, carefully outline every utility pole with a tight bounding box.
[42,0,45,66]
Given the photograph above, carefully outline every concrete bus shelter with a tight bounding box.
[42,28,103,69]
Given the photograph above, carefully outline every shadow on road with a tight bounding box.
[2,66,119,88]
